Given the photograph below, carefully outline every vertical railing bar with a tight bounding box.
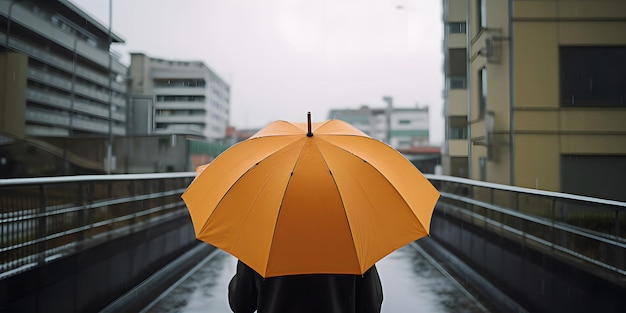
[77,181,85,252]
[37,184,46,265]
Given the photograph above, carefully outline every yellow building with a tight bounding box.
[442,0,626,201]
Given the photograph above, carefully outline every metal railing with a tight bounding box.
[2,172,624,283]
[0,172,195,279]
[425,174,626,278]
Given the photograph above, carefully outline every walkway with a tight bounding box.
[141,243,490,312]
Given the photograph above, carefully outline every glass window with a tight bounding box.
[478,0,487,29]
[450,77,467,89]
[448,48,467,77]
[448,22,466,34]
[448,117,467,139]
[479,67,487,118]
[560,46,626,107]
[479,157,487,181]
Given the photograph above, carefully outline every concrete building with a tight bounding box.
[128,53,231,140]
[328,103,430,149]
[442,0,626,201]
[0,0,127,139]
[442,0,469,178]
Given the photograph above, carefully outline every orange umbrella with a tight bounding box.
[182,113,439,278]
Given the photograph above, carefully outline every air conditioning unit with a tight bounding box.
[485,36,501,64]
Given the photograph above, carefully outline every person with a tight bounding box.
[228,260,383,313]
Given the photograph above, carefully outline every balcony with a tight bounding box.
[155,102,206,111]
[153,87,207,96]
[154,115,206,124]
[448,89,468,116]
[1,33,126,93]
[25,109,70,127]
[0,3,126,76]
[448,139,468,157]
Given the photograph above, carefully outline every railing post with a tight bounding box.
[76,182,85,251]
[37,184,47,265]
[615,209,621,238]
[130,179,136,227]
[616,209,623,270]
[107,180,113,238]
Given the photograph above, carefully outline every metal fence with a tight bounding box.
[425,174,626,278]
[0,172,195,279]
[2,172,624,283]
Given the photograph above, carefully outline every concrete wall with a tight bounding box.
[0,52,27,138]
[0,216,201,313]
[428,204,626,312]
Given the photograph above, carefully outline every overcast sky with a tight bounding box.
[71,0,444,144]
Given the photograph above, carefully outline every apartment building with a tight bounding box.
[128,53,230,140]
[442,0,626,201]
[328,103,430,149]
[0,0,127,139]
[442,0,469,178]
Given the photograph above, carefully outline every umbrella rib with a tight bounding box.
[197,137,302,237]
[319,137,428,235]
[313,139,362,271]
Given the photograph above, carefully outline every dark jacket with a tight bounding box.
[228,260,383,313]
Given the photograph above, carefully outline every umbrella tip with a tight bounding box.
[307,112,313,137]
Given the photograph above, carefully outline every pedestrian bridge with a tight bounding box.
[1,173,624,312]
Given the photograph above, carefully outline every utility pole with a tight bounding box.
[106,0,114,174]
[382,96,393,144]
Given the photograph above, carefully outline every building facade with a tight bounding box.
[442,0,469,178]
[328,103,430,149]
[128,53,230,140]
[0,0,127,139]
[442,0,626,201]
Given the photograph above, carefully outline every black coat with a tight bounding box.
[228,260,383,313]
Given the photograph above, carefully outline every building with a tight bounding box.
[128,53,231,140]
[441,0,626,201]
[328,102,430,149]
[0,0,127,139]
[441,0,469,178]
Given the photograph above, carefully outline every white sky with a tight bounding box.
[71,0,444,144]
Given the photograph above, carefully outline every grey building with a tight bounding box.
[128,53,230,139]
[0,0,127,139]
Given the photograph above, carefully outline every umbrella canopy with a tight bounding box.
[182,114,439,278]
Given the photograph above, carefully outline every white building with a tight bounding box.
[328,104,430,149]
[128,53,230,139]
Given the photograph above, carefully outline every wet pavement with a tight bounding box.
[142,243,489,313]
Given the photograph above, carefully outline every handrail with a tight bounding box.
[2,172,623,282]
[0,173,194,279]
[424,174,626,208]
[427,174,626,280]
[0,172,196,186]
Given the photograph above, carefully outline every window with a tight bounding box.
[449,127,467,139]
[478,0,487,29]
[479,67,487,118]
[397,140,412,148]
[448,22,466,34]
[448,117,467,139]
[448,48,467,89]
[448,48,466,77]
[561,155,626,201]
[560,46,626,107]
[479,157,487,181]
[450,77,467,89]
[156,95,206,102]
